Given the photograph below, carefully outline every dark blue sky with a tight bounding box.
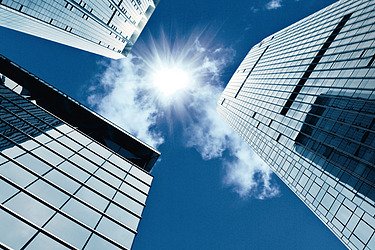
[0,0,346,249]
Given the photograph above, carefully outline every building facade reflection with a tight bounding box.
[0,54,160,249]
[0,0,159,59]
[218,0,375,249]
[295,93,375,201]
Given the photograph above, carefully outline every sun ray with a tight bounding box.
[130,27,229,124]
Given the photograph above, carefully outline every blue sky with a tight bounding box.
[0,0,347,249]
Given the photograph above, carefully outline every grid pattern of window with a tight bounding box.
[218,0,375,249]
[0,78,153,249]
[0,0,158,58]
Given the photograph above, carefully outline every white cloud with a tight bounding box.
[89,31,279,199]
[266,0,282,10]
[223,138,280,199]
[88,56,164,148]
[184,83,230,160]
[185,84,279,198]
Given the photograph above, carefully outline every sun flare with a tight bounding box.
[151,66,191,97]
[135,30,207,107]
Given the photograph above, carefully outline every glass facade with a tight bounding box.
[218,0,375,249]
[0,0,159,59]
[0,55,159,249]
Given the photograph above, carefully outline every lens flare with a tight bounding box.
[151,66,190,97]
[132,30,211,107]
[132,28,225,111]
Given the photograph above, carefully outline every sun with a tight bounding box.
[135,30,204,107]
[151,66,191,97]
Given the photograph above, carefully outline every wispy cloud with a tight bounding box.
[250,6,259,13]
[223,139,279,199]
[182,43,279,198]
[89,30,279,199]
[184,83,279,198]
[88,56,164,148]
[266,0,282,10]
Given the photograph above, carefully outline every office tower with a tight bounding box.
[0,54,160,249]
[0,0,159,59]
[218,0,374,249]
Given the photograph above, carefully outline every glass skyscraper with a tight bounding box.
[218,0,374,249]
[0,54,160,249]
[0,0,159,59]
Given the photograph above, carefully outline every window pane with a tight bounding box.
[79,148,105,166]
[0,161,37,187]
[44,214,91,249]
[15,153,51,175]
[106,203,140,231]
[95,168,121,188]
[45,170,80,194]
[32,146,63,166]
[108,154,131,173]
[33,133,52,145]
[84,234,118,250]
[114,192,143,216]
[125,175,149,194]
[58,161,90,183]
[19,139,39,151]
[4,192,54,227]
[55,124,73,134]
[45,140,74,158]
[62,199,101,228]
[97,217,135,249]
[0,180,18,203]
[120,182,147,204]
[76,186,109,212]
[57,136,82,152]
[69,154,98,174]
[102,161,126,180]
[2,145,25,158]
[87,142,112,159]
[68,131,91,146]
[25,233,69,250]
[86,177,116,199]
[27,180,69,208]
[130,166,153,185]
[0,209,37,249]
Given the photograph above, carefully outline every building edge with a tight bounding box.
[0,54,160,172]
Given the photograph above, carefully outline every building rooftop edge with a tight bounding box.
[0,54,160,172]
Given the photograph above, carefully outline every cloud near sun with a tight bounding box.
[88,32,279,199]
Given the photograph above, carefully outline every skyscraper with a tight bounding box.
[0,54,160,249]
[0,0,159,59]
[218,0,374,249]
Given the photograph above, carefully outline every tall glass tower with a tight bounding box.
[218,0,375,249]
[0,54,160,249]
[0,0,159,59]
